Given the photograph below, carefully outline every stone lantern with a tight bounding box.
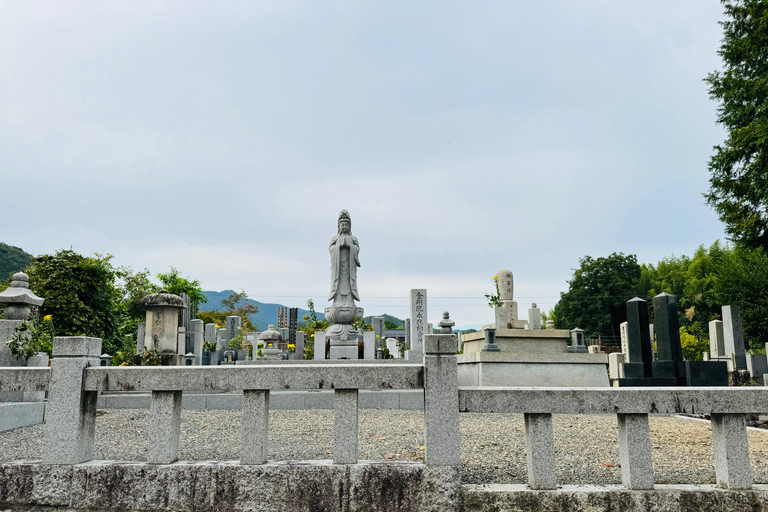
[0,272,44,321]
[140,289,186,365]
[259,325,282,361]
[438,311,455,334]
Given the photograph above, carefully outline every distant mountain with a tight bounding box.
[200,290,324,331]
[363,313,405,328]
[0,243,34,282]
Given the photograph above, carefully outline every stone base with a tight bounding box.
[461,483,768,512]
[457,352,609,387]
[330,345,359,359]
[462,329,571,355]
[0,461,459,512]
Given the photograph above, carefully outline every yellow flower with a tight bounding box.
[44,315,53,321]
[493,275,499,280]
[287,344,295,349]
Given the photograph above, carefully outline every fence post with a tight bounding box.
[43,336,101,464]
[241,389,270,464]
[524,413,557,489]
[617,413,654,489]
[424,333,460,466]
[711,413,753,489]
[333,389,358,464]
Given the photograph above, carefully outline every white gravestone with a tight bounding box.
[528,303,542,330]
[386,337,400,358]
[363,331,375,360]
[710,319,725,358]
[409,289,427,362]
[620,322,629,361]
[314,331,326,360]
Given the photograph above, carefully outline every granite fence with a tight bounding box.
[1,335,768,511]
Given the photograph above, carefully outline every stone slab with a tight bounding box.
[458,387,768,414]
[409,289,427,362]
[686,361,729,387]
[722,305,747,370]
[457,361,609,387]
[84,364,424,392]
[329,345,359,360]
[0,402,45,432]
[460,484,768,512]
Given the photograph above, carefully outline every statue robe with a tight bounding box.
[328,233,360,304]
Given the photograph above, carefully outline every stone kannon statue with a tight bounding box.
[325,210,364,355]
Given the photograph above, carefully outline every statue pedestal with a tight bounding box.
[330,343,359,359]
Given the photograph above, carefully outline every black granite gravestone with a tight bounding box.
[652,293,686,386]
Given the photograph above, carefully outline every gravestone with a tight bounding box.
[386,337,400,358]
[136,322,146,354]
[226,316,241,345]
[619,322,629,360]
[404,318,411,349]
[652,292,685,385]
[314,331,326,360]
[528,303,542,330]
[372,317,385,353]
[363,331,375,359]
[140,289,186,365]
[217,328,227,351]
[409,289,427,362]
[746,354,768,380]
[722,305,747,370]
[191,319,204,365]
[494,269,518,328]
[204,323,216,345]
[709,319,725,358]
[608,353,625,380]
[618,298,655,385]
[292,331,305,360]
[288,308,298,346]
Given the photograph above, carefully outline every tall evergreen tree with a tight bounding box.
[704,0,768,251]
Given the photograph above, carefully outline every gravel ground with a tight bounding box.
[2,409,768,485]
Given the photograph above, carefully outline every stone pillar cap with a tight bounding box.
[140,289,187,309]
[438,311,455,333]
[0,272,44,306]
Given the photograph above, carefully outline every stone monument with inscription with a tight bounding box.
[324,209,364,359]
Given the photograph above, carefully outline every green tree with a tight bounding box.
[220,290,258,331]
[26,250,122,355]
[553,253,641,338]
[714,246,768,348]
[704,0,768,251]
[156,267,208,309]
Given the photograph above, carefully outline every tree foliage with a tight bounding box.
[553,253,641,338]
[0,243,34,283]
[713,246,768,346]
[219,290,258,331]
[26,250,123,355]
[704,0,768,251]
[156,267,208,309]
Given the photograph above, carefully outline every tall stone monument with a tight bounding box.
[409,289,427,361]
[140,289,186,365]
[652,292,685,385]
[722,305,747,370]
[494,269,517,329]
[324,210,364,359]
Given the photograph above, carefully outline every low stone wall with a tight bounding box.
[461,484,768,512]
[0,461,459,512]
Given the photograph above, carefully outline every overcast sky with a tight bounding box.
[0,1,729,327]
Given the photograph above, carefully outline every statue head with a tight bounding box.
[337,209,352,234]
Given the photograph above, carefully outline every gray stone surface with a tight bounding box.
[494,305,516,330]
[458,387,768,415]
[136,321,146,354]
[241,389,269,464]
[524,413,556,489]
[23,352,48,402]
[424,334,460,466]
[747,354,768,380]
[461,328,570,354]
[191,319,204,364]
[372,317,385,350]
[0,460,459,512]
[527,304,541,330]
[330,344,359,359]
[457,353,609,388]
[409,289,427,362]
[617,413,654,489]
[141,290,186,357]
[43,337,101,464]
[363,331,375,359]
[334,389,358,464]
[148,390,182,464]
[461,484,768,512]
[711,413,753,490]
[0,367,51,391]
[204,323,216,345]
[723,305,747,370]
[608,352,624,379]
[314,331,326,360]
[0,402,45,431]
[293,331,305,360]
[710,319,725,358]
[226,315,241,348]
[404,318,411,349]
